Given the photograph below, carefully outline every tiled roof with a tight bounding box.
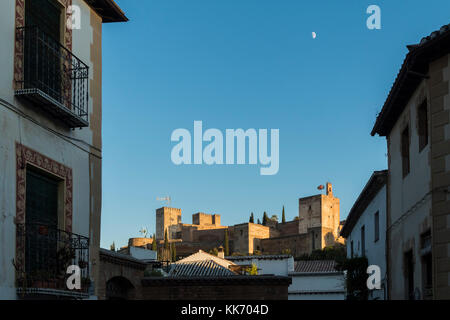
[169,260,237,277]
[371,23,450,136]
[340,170,388,238]
[177,250,236,269]
[294,260,338,273]
[226,254,292,261]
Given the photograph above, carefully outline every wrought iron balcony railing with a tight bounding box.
[15,26,89,128]
[15,223,90,298]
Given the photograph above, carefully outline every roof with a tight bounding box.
[169,260,237,277]
[99,248,147,269]
[226,254,292,261]
[293,260,339,273]
[84,0,128,23]
[176,250,236,269]
[340,170,387,238]
[371,23,450,136]
[167,250,239,277]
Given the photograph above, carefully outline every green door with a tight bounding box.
[25,169,59,279]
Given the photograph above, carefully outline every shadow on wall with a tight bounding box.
[106,276,135,300]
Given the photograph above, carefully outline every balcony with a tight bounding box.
[15,223,90,299]
[15,26,89,128]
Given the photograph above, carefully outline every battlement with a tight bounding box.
[192,212,221,226]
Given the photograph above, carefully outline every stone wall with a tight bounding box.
[141,276,291,300]
[260,233,311,257]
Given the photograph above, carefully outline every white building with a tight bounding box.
[340,170,388,300]
[226,254,294,276]
[371,24,450,300]
[288,260,346,300]
[0,0,127,299]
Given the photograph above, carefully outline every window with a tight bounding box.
[361,225,365,256]
[374,211,380,242]
[421,231,432,299]
[401,126,410,177]
[418,101,429,151]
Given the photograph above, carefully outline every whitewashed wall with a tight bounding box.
[288,273,346,300]
[0,0,98,299]
[228,256,294,276]
[345,184,387,300]
[387,79,432,299]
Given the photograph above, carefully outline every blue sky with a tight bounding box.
[99,0,450,248]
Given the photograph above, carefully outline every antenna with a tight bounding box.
[139,227,148,238]
[156,196,171,206]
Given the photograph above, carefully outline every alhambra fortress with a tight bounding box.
[122,183,345,258]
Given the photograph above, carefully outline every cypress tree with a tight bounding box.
[282,206,286,223]
[151,233,157,251]
[257,218,261,224]
[249,212,254,223]
[224,230,229,256]
[164,229,169,249]
[171,242,176,262]
[262,212,268,225]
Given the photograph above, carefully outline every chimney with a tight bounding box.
[326,182,333,196]
[218,246,225,259]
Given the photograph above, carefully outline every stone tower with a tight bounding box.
[298,182,340,250]
[155,207,182,241]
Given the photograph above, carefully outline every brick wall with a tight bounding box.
[141,276,291,300]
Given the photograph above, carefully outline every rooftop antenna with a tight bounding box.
[139,227,148,238]
[156,196,171,207]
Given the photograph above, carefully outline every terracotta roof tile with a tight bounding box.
[294,260,338,273]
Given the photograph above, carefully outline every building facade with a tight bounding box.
[288,260,346,300]
[340,170,388,300]
[371,24,450,299]
[0,0,127,299]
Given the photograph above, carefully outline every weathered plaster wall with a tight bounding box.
[387,78,432,299]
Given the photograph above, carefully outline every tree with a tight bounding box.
[110,242,115,252]
[151,233,157,251]
[249,212,254,223]
[171,242,177,262]
[164,229,169,250]
[282,206,286,223]
[257,218,261,224]
[248,263,258,275]
[262,212,268,225]
[224,230,229,256]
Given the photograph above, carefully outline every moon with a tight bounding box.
[312,32,317,39]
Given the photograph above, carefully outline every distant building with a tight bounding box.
[288,260,346,300]
[371,24,450,299]
[151,182,345,258]
[340,170,388,300]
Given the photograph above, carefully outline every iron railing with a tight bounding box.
[16,223,90,294]
[15,26,89,127]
